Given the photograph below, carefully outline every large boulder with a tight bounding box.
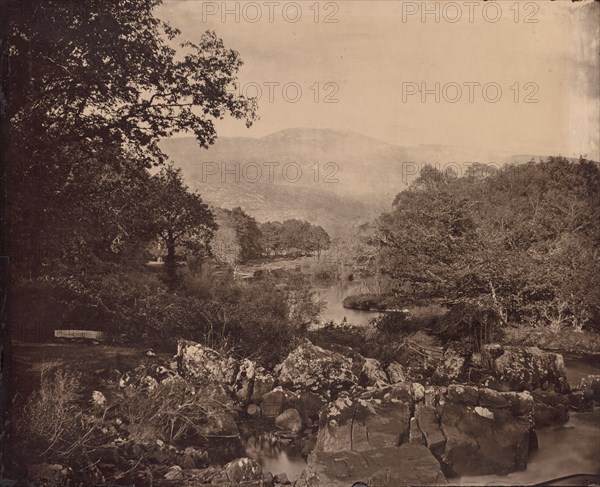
[176,339,262,404]
[532,391,570,427]
[386,362,408,384]
[414,404,446,458]
[176,340,238,386]
[260,389,289,418]
[234,359,256,402]
[432,349,467,385]
[223,457,263,483]
[288,391,327,422]
[251,367,275,402]
[356,357,389,388]
[275,339,357,398]
[481,344,570,393]
[352,354,389,387]
[297,444,447,486]
[439,385,533,476]
[275,408,303,433]
[315,394,411,453]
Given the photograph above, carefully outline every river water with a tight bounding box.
[314,281,381,325]
[457,354,600,486]
[251,281,600,486]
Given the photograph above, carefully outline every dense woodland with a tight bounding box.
[348,160,600,337]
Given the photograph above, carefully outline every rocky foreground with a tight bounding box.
[27,338,600,486]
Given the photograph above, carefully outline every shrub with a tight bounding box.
[435,302,504,352]
[308,321,368,352]
[371,312,415,335]
[19,367,84,458]
[342,293,402,311]
[14,366,108,477]
[113,379,232,444]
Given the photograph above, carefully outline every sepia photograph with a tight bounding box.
[1,0,599,485]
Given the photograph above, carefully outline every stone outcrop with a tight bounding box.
[223,458,263,483]
[275,339,357,398]
[578,374,600,402]
[385,361,408,384]
[356,357,389,388]
[176,340,268,405]
[431,349,467,385]
[531,391,570,427]
[275,408,303,433]
[315,390,412,453]
[439,384,533,476]
[480,344,570,393]
[177,340,239,386]
[251,367,275,402]
[297,444,447,486]
[260,389,289,418]
[414,404,445,457]
[110,341,582,485]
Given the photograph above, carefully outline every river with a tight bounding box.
[314,281,381,325]
[242,273,599,484]
[457,353,600,486]
[247,313,600,485]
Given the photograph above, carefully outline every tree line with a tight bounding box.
[260,219,331,259]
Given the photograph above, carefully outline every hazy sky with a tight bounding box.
[159,0,599,159]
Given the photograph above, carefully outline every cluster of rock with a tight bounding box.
[26,337,599,487]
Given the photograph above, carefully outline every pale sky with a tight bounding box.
[159,0,599,159]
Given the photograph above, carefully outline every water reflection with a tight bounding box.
[243,432,306,482]
[458,355,600,486]
[457,412,600,486]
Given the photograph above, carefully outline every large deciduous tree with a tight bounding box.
[149,167,216,286]
[5,0,257,275]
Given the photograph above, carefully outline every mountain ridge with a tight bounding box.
[160,128,562,234]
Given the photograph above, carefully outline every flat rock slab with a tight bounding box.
[316,397,411,452]
[298,443,447,486]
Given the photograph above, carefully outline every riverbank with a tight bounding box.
[8,329,600,486]
[504,325,600,355]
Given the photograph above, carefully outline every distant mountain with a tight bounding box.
[160,128,550,234]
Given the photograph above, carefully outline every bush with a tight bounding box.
[371,312,415,334]
[113,379,232,444]
[369,304,448,335]
[19,367,84,458]
[435,302,504,352]
[308,321,368,352]
[14,366,109,478]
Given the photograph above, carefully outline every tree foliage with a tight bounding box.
[6,0,257,276]
[148,166,216,285]
[211,207,262,264]
[259,219,331,258]
[373,158,600,332]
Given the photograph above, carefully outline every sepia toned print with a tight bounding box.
[0,1,599,486]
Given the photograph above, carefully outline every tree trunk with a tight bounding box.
[163,232,178,288]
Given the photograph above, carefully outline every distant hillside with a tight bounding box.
[160,128,554,234]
